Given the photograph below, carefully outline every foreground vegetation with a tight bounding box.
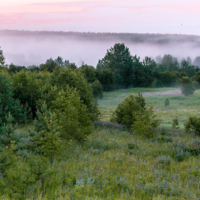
[1,87,200,199]
[1,124,200,199]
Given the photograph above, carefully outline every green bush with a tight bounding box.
[33,101,51,133]
[172,116,179,129]
[0,112,19,148]
[42,67,100,121]
[50,86,94,143]
[36,86,94,143]
[131,106,160,138]
[0,142,17,175]
[11,70,41,118]
[165,98,170,107]
[180,76,195,96]
[110,93,146,127]
[32,112,64,163]
[184,115,200,136]
[0,150,48,198]
[79,64,96,83]
[33,101,65,162]
[91,80,103,99]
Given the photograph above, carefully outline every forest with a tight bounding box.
[2,42,200,94]
[1,43,200,199]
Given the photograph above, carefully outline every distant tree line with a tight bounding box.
[1,30,200,46]
[1,43,200,98]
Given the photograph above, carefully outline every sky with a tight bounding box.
[0,0,200,34]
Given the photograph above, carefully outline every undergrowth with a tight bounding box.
[1,124,200,199]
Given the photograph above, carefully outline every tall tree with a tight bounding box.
[12,70,40,118]
[181,59,198,78]
[0,46,5,67]
[39,58,57,72]
[54,56,63,67]
[67,63,77,71]
[95,69,116,91]
[161,54,178,72]
[0,75,27,130]
[128,56,156,87]
[39,67,100,121]
[97,43,134,88]
[79,65,96,83]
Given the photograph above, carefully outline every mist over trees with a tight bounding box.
[1,42,200,96]
[1,30,200,45]
[194,56,200,67]
[1,30,200,67]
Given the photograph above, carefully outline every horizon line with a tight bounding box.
[0,29,200,37]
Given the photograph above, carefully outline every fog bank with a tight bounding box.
[0,30,200,67]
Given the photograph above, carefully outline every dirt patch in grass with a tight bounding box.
[142,90,182,96]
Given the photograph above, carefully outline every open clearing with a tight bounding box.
[98,87,200,128]
[142,90,182,96]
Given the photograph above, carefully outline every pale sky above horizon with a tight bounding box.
[0,0,200,35]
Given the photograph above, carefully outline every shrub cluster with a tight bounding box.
[172,116,179,129]
[180,76,195,96]
[0,69,97,197]
[0,67,98,151]
[184,115,200,136]
[110,93,146,128]
[165,98,170,107]
[111,93,160,138]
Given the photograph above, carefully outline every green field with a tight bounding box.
[2,87,200,199]
[4,124,200,199]
[98,87,200,128]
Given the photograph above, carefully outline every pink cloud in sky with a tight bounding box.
[0,4,87,14]
[0,13,72,24]
[0,0,200,34]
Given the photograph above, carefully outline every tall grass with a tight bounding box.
[2,125,200,199]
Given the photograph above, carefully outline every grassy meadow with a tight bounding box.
[3,87,200,199]
[7,123,200,199]
[98,87,200,128]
